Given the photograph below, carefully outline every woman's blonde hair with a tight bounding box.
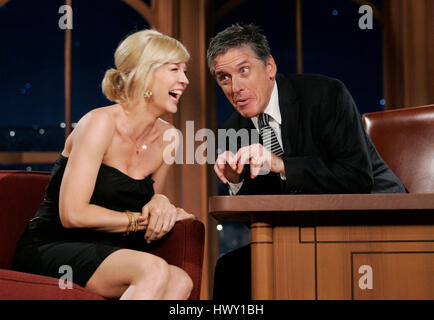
[102,29,190,103]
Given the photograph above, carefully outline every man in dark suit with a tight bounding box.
[208,24,406,299]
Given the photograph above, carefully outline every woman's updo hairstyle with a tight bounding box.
[102,29,190,103]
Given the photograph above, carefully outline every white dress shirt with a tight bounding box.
[228,81,286,195]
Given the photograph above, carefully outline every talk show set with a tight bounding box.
[0,0,433,309]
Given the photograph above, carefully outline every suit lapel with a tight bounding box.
[239,114,256,132]
[276,74,300,156]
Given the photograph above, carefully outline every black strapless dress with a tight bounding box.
[12,154,155,287]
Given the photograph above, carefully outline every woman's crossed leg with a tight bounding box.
[85,249,193,300]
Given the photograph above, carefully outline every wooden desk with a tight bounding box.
[209,194,434,300]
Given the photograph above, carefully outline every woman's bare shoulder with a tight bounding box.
[63,105,119,155]
[74,105,120,134]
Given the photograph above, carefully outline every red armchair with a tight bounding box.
[0,170,204,300]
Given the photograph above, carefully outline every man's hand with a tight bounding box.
[142,194,177,243]
[236,143,285,179]
[214,150,242,184]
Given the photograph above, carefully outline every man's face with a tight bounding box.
[213,45,277,118]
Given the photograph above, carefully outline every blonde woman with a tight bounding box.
[13,29,195,300]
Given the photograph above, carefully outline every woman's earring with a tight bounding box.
[144,90,153,99]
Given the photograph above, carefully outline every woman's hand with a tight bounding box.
[175,208,196,221]
[142,194,177,243]
[132,211,149,232]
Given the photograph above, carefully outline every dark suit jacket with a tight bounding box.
[222,74,407,195]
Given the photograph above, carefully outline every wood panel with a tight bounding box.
[176,0,217,300]
[316,225,434,243]
[209,194,434,220]
[64,0,71,138]
[251,221,274,299]
[0,152,60,164]
[383,0,434,109]
[273,226,316,299]
[352,251,434,300]
[300,227,315,242]
[316,241,434,299]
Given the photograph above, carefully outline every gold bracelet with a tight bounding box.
[124,210,134,236]
[130,212,138,233]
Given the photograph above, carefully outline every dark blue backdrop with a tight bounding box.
[0,0,149,158]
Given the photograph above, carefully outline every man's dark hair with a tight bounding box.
[206,23,271,77]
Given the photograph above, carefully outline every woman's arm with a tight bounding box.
[59,109,146,233]
[142,125,194,242]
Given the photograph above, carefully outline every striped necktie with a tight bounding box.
[258,113,284,157]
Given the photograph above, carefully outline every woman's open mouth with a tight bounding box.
[169,89,183,103]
